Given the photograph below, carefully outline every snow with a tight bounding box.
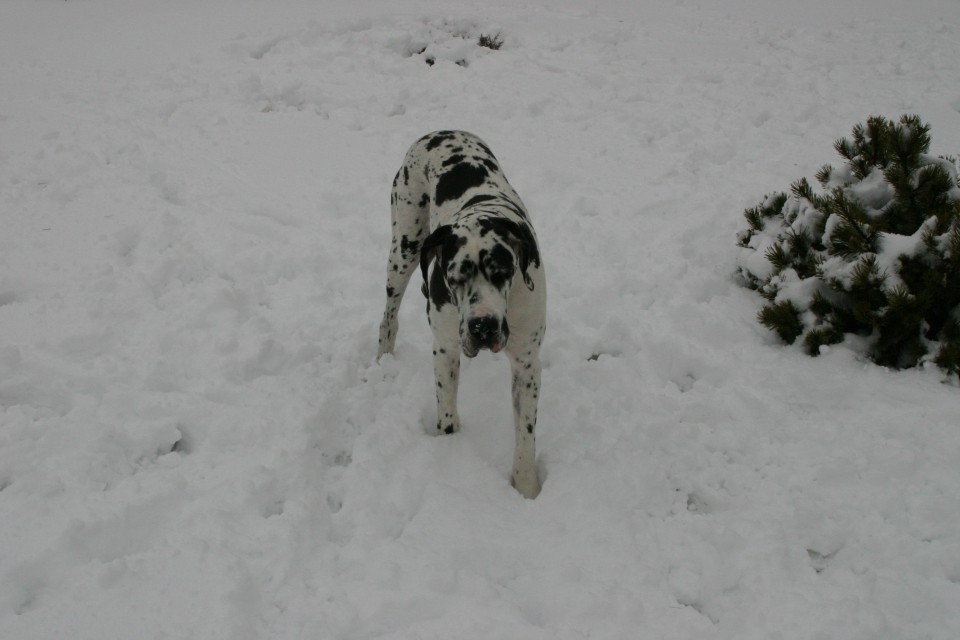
[876,216,940,290]
[2,0,960,638]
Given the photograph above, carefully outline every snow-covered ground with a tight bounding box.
[2,1,960,638]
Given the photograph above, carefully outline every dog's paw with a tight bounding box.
[436,419,461,435]
[377,322,398,359]
[511,469,540,499]
[376,341,394,361]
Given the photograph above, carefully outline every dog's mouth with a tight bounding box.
[462,338,505,358]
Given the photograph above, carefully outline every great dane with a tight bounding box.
[377,130,546,499]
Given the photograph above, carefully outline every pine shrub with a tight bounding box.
[737,115,960,375]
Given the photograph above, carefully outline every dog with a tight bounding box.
[377,130,546,499]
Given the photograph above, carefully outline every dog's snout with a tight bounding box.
[464,314,509,355]
[468,316,499,343]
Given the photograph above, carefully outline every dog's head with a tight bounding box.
[420,216,538,358]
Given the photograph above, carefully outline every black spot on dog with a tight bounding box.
[463,194,497,208]
[475,140,495,157]
[458,259,477,279]
[426,131,457,151]
[473,156,499,173]
[496,192,529,220]
[477,217,541,283]
[403,166,409,185]
[435,163,488,206]
[489,242,513,264]
[481,243,515,288]
[400,235,420,258]
[442,154,466,167]
[418,193,430,209]
[429,260,453,310]
[419,225,466,297]
[387,285,395,297]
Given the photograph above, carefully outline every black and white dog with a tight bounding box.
[378,131,545,499]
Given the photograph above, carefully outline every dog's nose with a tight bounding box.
[468,316,499,345]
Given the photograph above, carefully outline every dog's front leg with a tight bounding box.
[509,347,542,499]
[432,342,462,435]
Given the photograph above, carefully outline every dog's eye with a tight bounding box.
[486,266,514,288]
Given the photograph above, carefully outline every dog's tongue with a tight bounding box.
[490,342,503,353]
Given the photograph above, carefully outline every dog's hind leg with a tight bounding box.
[378,165,429,358]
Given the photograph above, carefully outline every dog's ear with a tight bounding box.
[420,225,455,289]
[484,218,540,290]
